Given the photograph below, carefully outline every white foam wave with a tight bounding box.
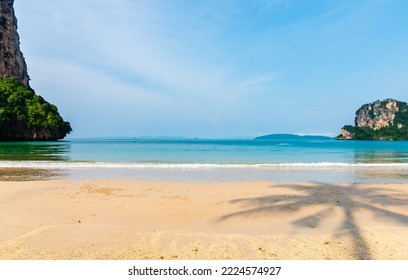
[0,161,407,169]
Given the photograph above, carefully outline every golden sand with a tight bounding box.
[0,179,407,260]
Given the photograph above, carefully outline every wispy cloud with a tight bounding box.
[240,73,282,88]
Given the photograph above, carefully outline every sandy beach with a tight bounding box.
[0,178,407,260]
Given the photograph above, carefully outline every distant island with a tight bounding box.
[255,134,333,140]
[0,0,71,140]
[134,136,189,140]
[337,98,408,140]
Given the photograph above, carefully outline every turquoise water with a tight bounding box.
[0,138,407,164]
[0,138,407,183]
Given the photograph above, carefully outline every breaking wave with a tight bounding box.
[0,161,407,169]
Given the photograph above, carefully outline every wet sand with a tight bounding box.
[0,179,407,259]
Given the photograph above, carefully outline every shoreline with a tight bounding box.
[1,163,408,184]
[0,178,407,259]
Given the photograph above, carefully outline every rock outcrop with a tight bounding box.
[337,99,408,140]
[0,0,29,87]
[338,128,354,140]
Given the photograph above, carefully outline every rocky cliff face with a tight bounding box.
[355,98,402,130]
[0,0,29,87]
[355,99,400,130]
[337,99,408,140]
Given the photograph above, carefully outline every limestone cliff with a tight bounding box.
[0,0,71,140]
[355,99,400,130]
[0,0,29,87]
[337,99,408,140]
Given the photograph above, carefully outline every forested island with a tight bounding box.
[255,134,333,140]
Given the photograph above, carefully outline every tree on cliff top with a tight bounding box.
[0,77,71,140]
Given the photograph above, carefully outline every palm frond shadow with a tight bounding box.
[217,183,408,259]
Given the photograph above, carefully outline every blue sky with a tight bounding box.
[14,0,408,138]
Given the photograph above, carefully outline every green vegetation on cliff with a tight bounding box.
[338,125,408,140]
[0,77,72,140]
[394,101,408,125]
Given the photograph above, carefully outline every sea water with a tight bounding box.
[0,138,407,183]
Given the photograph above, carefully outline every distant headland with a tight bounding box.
[337,98,408,140]
[255,134,333,140]
[0,0,71,140]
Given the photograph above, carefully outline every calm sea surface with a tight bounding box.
[0,138,407,183]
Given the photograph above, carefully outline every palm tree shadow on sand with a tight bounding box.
[217,183,408,259]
